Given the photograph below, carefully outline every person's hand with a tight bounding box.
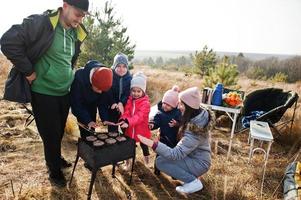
[102,121,110,126]
[87,121,98,129]
[103,121,118,126]
[168,119,178,127]
[119,120,129,128]
[117,102,124,114]
[26,72,36,84]
[138,135,154,147]
[148,123,154,129]
[120,123,128,128]
[111,103,118,110]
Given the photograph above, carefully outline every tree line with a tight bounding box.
[233,54,301,83]
[136,46,301,84]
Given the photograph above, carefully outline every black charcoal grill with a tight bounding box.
[69,132,136,200]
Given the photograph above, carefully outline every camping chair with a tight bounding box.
[22,103,35,127]
[240,88,299,135]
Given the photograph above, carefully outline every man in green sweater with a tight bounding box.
[0,0,89,187]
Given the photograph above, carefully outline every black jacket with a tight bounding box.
[0,8,88,103]
[108,70,132,106]
[150,101,182,147]
[70,60,110,125]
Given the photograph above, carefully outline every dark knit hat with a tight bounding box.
[112,53,129,69]
[91,67,113,91]
[63,0,89,13]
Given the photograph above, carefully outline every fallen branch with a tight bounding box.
[0,113,27,121]
[223,175,228,200]
[25,126,38,136]
[18,183,23,196]
[0,181,10,189]
[214,140,218,154]
[218,145,228,154]
[10,180,15,198]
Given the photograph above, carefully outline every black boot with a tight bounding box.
[49,170,66,187]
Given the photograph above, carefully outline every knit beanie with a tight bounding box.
[91,67,113,91]
[179,87,201,109]
[162,85,180,108]
[130,72,147,93]
[112,53,129,69]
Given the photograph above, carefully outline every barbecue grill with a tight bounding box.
[69,132,136,200]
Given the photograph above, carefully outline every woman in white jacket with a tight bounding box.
[138,87,215,194]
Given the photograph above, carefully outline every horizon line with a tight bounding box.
[134,49,301,56]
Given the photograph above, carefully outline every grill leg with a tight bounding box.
[69,152,80,186]
[87,169,97,200]
[24,114,34,127]
[112,163,116,178]
[129,156,135,185]
[289,100,298,134]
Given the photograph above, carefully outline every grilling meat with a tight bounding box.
[108,132,118,137]
[86,135,97,142]
[93,140,105,147]
[97,134,108,140]
[116,136,126,142]
[105,138,116,144]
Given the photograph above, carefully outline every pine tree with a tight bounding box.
[77,1,135,67]
[204,56,239,88]
[147,57,155,67]
[193,45,217,76]
[155,57,164,67]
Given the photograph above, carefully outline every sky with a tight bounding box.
[0,0,300,55]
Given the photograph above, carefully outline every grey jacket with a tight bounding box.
[155,107,215,176]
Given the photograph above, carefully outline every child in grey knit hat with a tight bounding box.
[107,53,132,132]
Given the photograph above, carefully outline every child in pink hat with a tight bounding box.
[149,85,182,175]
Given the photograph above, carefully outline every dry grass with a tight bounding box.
[132,65,203,104]
[0,54,11,78]
[0,59,300,199]
[0,54,11,95]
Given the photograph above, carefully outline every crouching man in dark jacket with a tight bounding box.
[70,60,113,138]
[0,0,89,187]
